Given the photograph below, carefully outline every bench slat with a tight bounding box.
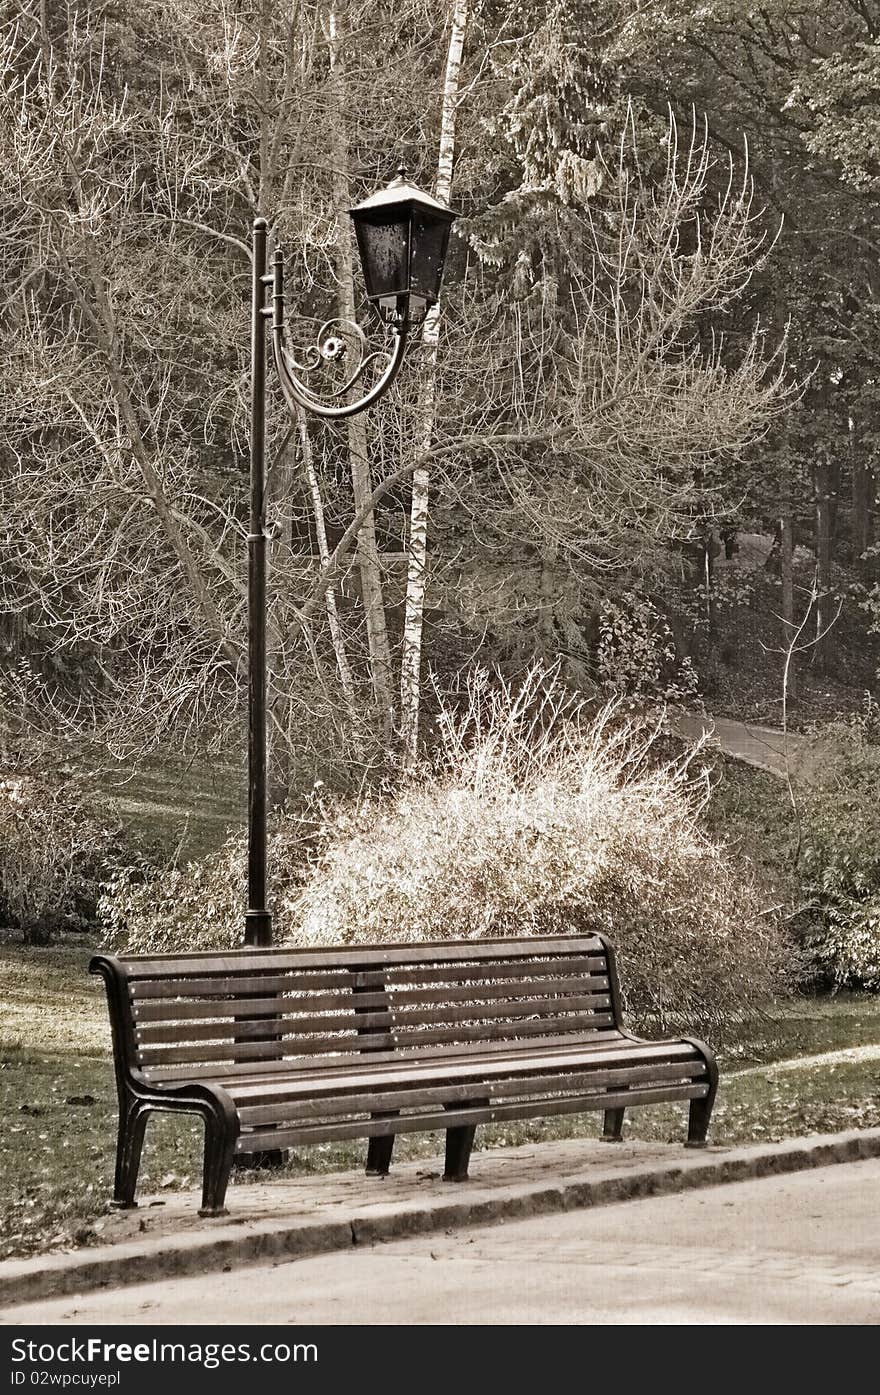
[220,1037,701,1104]
[131,971,353,998]
[127,955,609,999]
[141,1028,628,1082]
[139,1037,390,1067]
[133,992,613,1044]
[239,1082,710,1150]
[121,936,605,979]
[131,974,611,1021]
[137,1012,618,1066]
[235,1059,708,1125]
[372,957,608,986]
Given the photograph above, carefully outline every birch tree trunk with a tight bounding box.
[399,0,469,767]
[295,408,361,730]
[325,5,395,743]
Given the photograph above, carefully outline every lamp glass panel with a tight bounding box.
[377,293,408,324]
[354,214,410,301]
[406,293,428,325]
[410,211,452,303]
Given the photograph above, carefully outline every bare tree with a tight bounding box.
[0,4,796,786]
[399,0,470,766]
[427,106,795,667]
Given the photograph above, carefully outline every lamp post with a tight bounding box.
[244,169,457,947]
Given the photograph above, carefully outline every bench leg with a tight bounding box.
[199,1116,236,1217]
[601,1107,625,1143]
[111,1103,149,1209]
[366,1113,398,1176]
[683,1037,719,1149]
[686,1093,714,1148]
[443,1124,477,1182]
[443,1096,487,1182]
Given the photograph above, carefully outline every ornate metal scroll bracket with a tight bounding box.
[267,246,409,420]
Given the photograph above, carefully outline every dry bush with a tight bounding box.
[0,770,135,943]
[285,672,794,1034]
[99,837,245,956]
[99,817,312,955]
[796,706,880,990]
[101,670,795,1035]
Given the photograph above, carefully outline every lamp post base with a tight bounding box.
[244,909,272,946]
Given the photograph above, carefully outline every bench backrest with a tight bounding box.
[91,935,620,1082]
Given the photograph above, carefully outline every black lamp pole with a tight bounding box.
[243,173,457,948]
[246,217,273,949]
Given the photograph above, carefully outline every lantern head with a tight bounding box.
[349,167,458,327]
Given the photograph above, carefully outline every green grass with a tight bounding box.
[3,943,880,1262]
[702,755,798,899]
[96,752,244,863]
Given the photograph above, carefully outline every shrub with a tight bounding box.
[284,671,793,1035]
[99,816,313,954]
[99,836,245,955]
[797,704,880,989]
[0,768,138,943]
[597,591,699,701]
[101,670,795,1035]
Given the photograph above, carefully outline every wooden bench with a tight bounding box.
[90,934,718,1216]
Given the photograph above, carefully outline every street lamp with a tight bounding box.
[245,168,457,947]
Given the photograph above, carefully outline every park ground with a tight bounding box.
[6,1158,880,1324]
[2,717,879,1265]
[5,937,880,1263]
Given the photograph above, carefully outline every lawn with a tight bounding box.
[701,755,799,903]
[96,752,244,862]
[3,941,880,1261]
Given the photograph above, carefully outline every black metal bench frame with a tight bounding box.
[90,934,718,1217]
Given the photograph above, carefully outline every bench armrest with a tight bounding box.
[90,953,140,1084]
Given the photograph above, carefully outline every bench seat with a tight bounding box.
[91,934,718,1216]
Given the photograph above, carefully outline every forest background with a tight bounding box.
[5,0,880,1259]
[1,0,880,974]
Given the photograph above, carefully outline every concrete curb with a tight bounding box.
[3,1128,880,1309]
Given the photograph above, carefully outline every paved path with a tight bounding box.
[672,711,804,778]
[7,1159,880,1325]
[730,1043,880,1078]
